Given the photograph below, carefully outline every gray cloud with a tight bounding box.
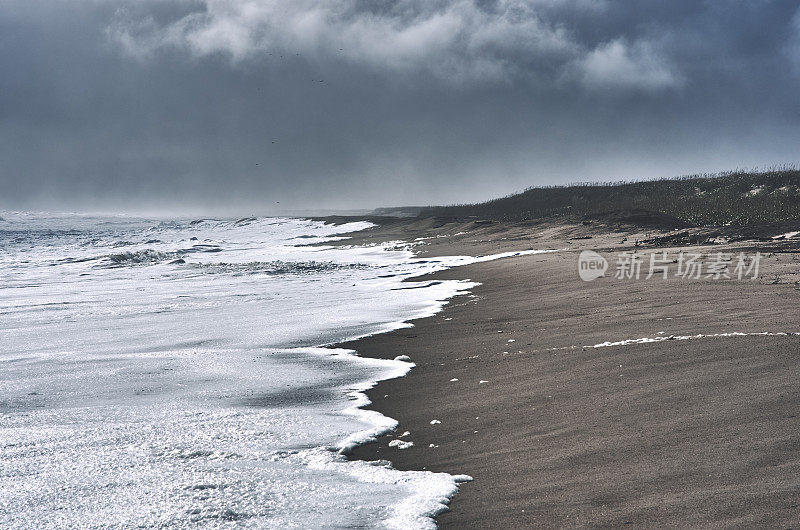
[1,0,800,214]
[109,0,681,91]
[108,0,582,85]
[565,37,684,91]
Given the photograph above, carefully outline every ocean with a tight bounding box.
[0,212,529,528]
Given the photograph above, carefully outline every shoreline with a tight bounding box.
[337,217,800,527]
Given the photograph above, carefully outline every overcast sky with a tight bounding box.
[2,0,800,214]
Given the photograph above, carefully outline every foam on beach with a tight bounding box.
[590,331,800,349]
[0,213,542,529]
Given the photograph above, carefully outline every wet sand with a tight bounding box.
[338,218,800,528]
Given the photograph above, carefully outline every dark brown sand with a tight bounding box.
[338,218,800,528]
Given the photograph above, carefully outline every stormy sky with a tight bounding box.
[2,1,800,214]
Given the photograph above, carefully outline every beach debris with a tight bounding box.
[507,339,515,343]
[444,317,452,321]
[450,378,459,382]
[388,440,414,450]
[479,380,489,384]
[393,355,412,362]
[429,443,439,448]
[430,419,441,425]
[497,330,503,333]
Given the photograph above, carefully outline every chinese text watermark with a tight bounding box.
[579,250,761,281]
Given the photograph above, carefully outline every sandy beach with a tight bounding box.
[339,217,800,528]
[8,2,800,526]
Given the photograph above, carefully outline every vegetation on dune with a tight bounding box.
[420,167,800,226]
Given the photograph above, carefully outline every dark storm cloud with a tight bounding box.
[1,0,799,213]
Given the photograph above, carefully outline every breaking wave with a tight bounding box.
[188,260,370,276]
[104,249,183,266]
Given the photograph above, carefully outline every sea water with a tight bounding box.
[0,212,535,528]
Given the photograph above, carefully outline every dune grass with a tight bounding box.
[420,167,800,226]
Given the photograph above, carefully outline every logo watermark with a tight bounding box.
[578,250,608,281]
[579,251,761,281]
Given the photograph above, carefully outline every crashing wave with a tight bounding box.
[189,260,370,276]
[104,249,183,266]
[183,243,222,253]
[111,240,136,247]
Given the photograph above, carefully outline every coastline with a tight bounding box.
[337,217,800,528]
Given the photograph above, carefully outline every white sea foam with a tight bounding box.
[503,331,800,359]
[772,230,800,239]
[590,331,800,348]
[0,213,549,528]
